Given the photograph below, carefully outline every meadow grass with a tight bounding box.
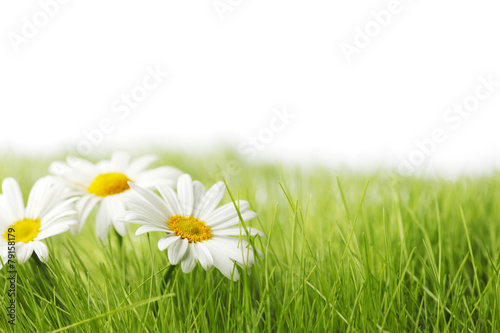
[1,151,500,332]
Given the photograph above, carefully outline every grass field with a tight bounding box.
[1,151,500,332]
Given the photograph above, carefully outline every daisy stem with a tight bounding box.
[112,229,126,279]
[113,229,124,248]
[160,264,177,292]
[153,264,177,318]
[31,255,58,295]
[31,254,49,276]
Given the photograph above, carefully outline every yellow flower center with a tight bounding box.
[88,172,131,197]
[4,218,41,243]
[168,215,212,243]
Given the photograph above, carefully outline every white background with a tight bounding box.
[1,0,499,177]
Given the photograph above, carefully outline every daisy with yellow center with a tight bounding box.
[119,174,263,281]
[0,177,77,268]
[49,152,182,241]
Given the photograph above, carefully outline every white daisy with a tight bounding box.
[0,177,77,268]
[120,174,263,281]
[49,152,182,241]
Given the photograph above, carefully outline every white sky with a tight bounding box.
[1,0,499,177]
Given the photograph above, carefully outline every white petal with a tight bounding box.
[213,227,264,237]
[107,198,127,236]
[192,181,206,210]
[195,182,225,220]
[123,196,168,225]
[158,235,180,251]
[50,157,96,186]
[194,243,213,270]
[2,178,25,221]
[16,243,34,263]
[168,238,188,265]
[70,221,83,235]
[211,236,256,266]
[181,245,196,273]
[32,241,49,262]
[134,167,182,189]
[49,161,73,176]
[95,200,111,242]
[204,242,239,281]
[36,223,72,240]
[0,244,7,266]
[66,156,97,174]
[72,195,100,234]
[128,182,170,217]
[76,195,100,222]
[211,211,258,230]
[39,198,77,229]
[177,174,194,215]
[25,177,52,219]
[156,183,182,216]
[113,221,127,236]
[0,196,13,229]
[206,200,250,227]
[136,225,169,235]
[123,212,166,228]
[126,155,158,175]
[110,151,131,171]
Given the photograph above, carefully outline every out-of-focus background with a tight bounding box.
[1,0,499,177]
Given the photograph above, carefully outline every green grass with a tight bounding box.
[1,151,500,332]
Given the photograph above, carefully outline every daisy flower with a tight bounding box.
[120,174,263,281]
[49,152,182,241]
[0,177,77,268]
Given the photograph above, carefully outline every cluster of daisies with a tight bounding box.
[0,153,262,280]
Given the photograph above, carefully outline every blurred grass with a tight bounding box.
[1,151,500,332]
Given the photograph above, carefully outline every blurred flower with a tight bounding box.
[49,152,182,241]
[120,174,263,281]
[0,177,77,268]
